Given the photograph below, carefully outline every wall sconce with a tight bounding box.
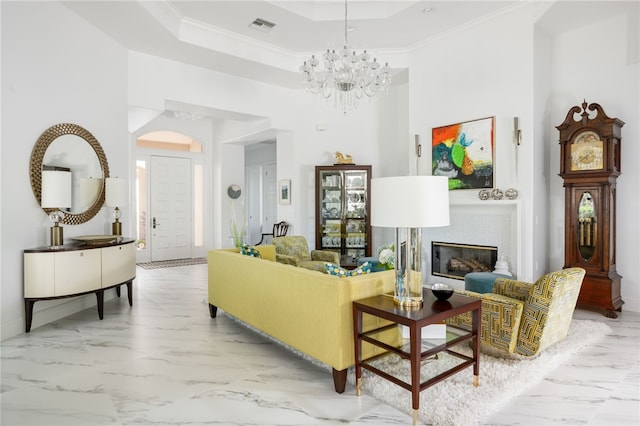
[371,176,450,308]
[105,177,128,236]
[41,169,72,247]
[513,117,522,146]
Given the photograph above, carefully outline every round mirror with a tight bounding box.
[30,123,109,225]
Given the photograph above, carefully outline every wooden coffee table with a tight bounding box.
[352,290,481,426]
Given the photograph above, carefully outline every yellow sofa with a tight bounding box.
[208,245,398,393]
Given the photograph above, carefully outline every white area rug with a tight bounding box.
[350,319,611,425]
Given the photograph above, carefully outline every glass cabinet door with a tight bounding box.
[319,170,343,255]
[343,170,367,265]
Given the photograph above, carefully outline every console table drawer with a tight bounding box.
[102,243,135,287]
[55,250,102,296]
[24,253,55,298]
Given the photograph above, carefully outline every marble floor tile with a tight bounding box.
[1,263,638,426]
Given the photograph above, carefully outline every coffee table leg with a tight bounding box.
[353,303,363,396]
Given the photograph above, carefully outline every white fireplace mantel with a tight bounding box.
[425,199,522,289]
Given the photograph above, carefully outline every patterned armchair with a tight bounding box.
[273,236,340,273]
[447,268,585,357]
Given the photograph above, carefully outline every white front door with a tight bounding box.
[150,156,192,261]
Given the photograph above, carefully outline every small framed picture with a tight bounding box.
[278,179,291,205]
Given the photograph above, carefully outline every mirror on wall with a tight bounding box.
[30,123,110,225]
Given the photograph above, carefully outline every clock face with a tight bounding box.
[570,131,604,171]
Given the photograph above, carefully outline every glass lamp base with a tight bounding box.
[393,295,423,309]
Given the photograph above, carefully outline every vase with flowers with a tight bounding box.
[377,243,395,270]
[229,199,247,248]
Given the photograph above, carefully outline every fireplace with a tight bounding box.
[431,242,498,280]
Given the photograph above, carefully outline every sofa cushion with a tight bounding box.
[240,244,261,258]
[299,260,330,273]
[324,261,371,278]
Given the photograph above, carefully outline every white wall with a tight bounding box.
[547,13,640,313]
[408,4,538,281]
[1,2,129,338]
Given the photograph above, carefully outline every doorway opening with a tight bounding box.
[135,131,204,262]
[245,141,277,245]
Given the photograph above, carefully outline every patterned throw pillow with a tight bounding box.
[240,244,261,258]
[324,261,371,278]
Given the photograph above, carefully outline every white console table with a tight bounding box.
[23,238,136,332]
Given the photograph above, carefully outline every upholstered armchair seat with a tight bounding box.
[273,236,340,273]
[447,267,585,357]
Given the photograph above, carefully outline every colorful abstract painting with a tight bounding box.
[432,116,494,190]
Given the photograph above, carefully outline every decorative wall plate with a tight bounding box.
[491,188,504,200]
[478,189,491,200]
[227,185,241,199]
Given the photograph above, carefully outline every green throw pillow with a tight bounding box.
[240,244,261,258]
[324,261,371,278]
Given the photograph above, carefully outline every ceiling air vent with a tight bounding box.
[249,18,276,33]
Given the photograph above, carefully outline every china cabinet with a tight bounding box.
[315,165,371,267]
[557,100,624,317]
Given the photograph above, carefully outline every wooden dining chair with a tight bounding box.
[255,221,289,245]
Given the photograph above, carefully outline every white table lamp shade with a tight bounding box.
[105,177,128,208]
[370,176,450,228]
[78,177,101,208]
[41,170,72,208]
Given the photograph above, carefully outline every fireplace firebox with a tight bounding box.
[432,242,498,280]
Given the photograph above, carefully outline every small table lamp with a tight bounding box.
[105,177,128,236]
[371,176,450,308]
[41,170,72,247]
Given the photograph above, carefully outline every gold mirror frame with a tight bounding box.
[30,123,110,225]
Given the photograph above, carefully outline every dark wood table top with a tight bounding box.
[24,237,135,253]
[354,289,481,327]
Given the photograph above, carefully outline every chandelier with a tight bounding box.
[299,0,392,114]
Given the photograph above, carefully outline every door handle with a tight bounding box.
[153,217,158,229]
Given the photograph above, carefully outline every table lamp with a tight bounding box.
[371,176,450,308]
[41,169,72,247]
[105,177,128,236]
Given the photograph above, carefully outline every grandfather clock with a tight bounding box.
[557,100,624,318]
